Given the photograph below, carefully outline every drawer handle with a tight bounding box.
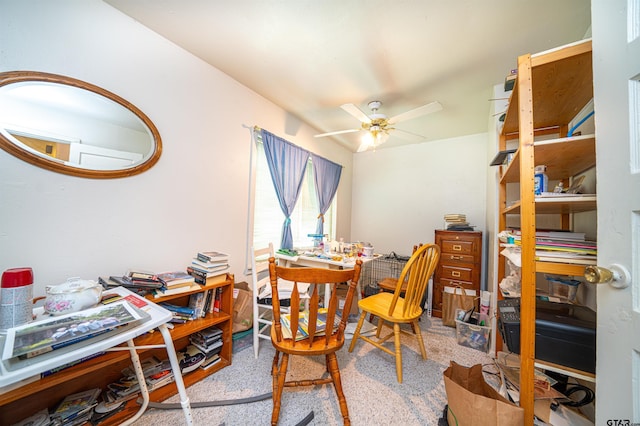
[451,271,461,278]
[452,244,462,251]
[450,255,463,260]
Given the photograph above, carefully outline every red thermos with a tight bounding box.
[1,267,34,329]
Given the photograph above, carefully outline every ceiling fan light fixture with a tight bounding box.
[359,125,389,152]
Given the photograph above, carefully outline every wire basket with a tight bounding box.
[361,252,410,295]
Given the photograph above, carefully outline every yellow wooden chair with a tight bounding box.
[268,257,363,425]
[348,243,440,383]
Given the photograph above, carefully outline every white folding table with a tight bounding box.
[0,286,193,425]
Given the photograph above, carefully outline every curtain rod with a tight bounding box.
[242,124,343,168]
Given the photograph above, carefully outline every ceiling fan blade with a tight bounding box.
[393,128,428,142]
[388,101,442,124]
[314,128,361,138]
[340,103,372,124]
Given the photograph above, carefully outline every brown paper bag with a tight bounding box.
[441,285,477,327]
[232,282,253,333]
[444,361,524,426]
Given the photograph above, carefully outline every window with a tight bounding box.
[253,139,335,250]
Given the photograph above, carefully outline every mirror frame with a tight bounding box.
[0,71,162,179]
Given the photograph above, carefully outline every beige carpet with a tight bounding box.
[133,316,494,426]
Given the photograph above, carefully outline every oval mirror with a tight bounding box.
[0,71,161,178]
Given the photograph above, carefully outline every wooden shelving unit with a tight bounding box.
[497,39,595,424]
[0,273,234,425]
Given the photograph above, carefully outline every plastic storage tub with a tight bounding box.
[545,275,581,302]
[455,315,491,353]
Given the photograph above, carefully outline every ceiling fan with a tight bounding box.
[315,100,442,152]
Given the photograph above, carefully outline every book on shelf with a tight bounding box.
[196,250,229,263]
[156,271,196,287]
[191,258,230,271]
[120,356,175,391]
[188,292,206,318]
[203,289,214,313]
[187,266,230,286]
[2,300,145,360]
[52,387,101,424]
[189,338,222,355]
[177,344,206,373]
[152,282,201,298]
[213,287,222,312]
[195,325,223,340]
[126,269,159,282]
[158,302,196,317]
[99,275,163,290]
[11,408,50,426]
[200,353,221,370]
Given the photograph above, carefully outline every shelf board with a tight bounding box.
[502,195,596,215]
[500,134,595,183]
[534,359,595,383]
[535,261,588,276]
[501,39,593,135]
[101,358,232,426]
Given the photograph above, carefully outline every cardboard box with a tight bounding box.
[335,283,359,316]
[232,281,253,333]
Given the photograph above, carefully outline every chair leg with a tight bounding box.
[326,353,350,426]
[348,311,367,352]
[376,316,385,338]
[393,323,403,383]
[253,325,259,359]
[412,319,428,359]
[271,352,288,426]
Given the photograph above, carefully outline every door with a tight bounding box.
[592,0,640,422]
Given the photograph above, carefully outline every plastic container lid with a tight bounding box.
[1,267,34,288]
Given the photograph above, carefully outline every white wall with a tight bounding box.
[0,0,353,295]
[351,133,488,256]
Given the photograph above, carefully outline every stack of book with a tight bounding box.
[189,326,223,370]
[152,270,200,298]
[188,250,230,284]
[443,213,474,231]
[158,302,197,323]
[51,388,101,425]
[176,344,206,373]
[106,357,174,404]
[510,229,597,265]
[98,270,163,296]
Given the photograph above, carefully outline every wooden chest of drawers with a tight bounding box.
[432,230,482,318]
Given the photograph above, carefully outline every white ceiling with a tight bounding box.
[104,0,591,152]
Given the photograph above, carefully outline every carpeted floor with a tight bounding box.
[133,315,495,426]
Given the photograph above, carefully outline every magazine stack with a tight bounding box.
[189,326,223,370]
[51,388,101,425]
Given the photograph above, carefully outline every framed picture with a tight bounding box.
[2,301,144,360]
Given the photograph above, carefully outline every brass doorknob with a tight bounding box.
[584,264,631,289]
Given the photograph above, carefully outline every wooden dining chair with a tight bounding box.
[348,243,440,383]
[268,257,362,426]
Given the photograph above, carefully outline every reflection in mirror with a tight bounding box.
[0,71,161,178]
